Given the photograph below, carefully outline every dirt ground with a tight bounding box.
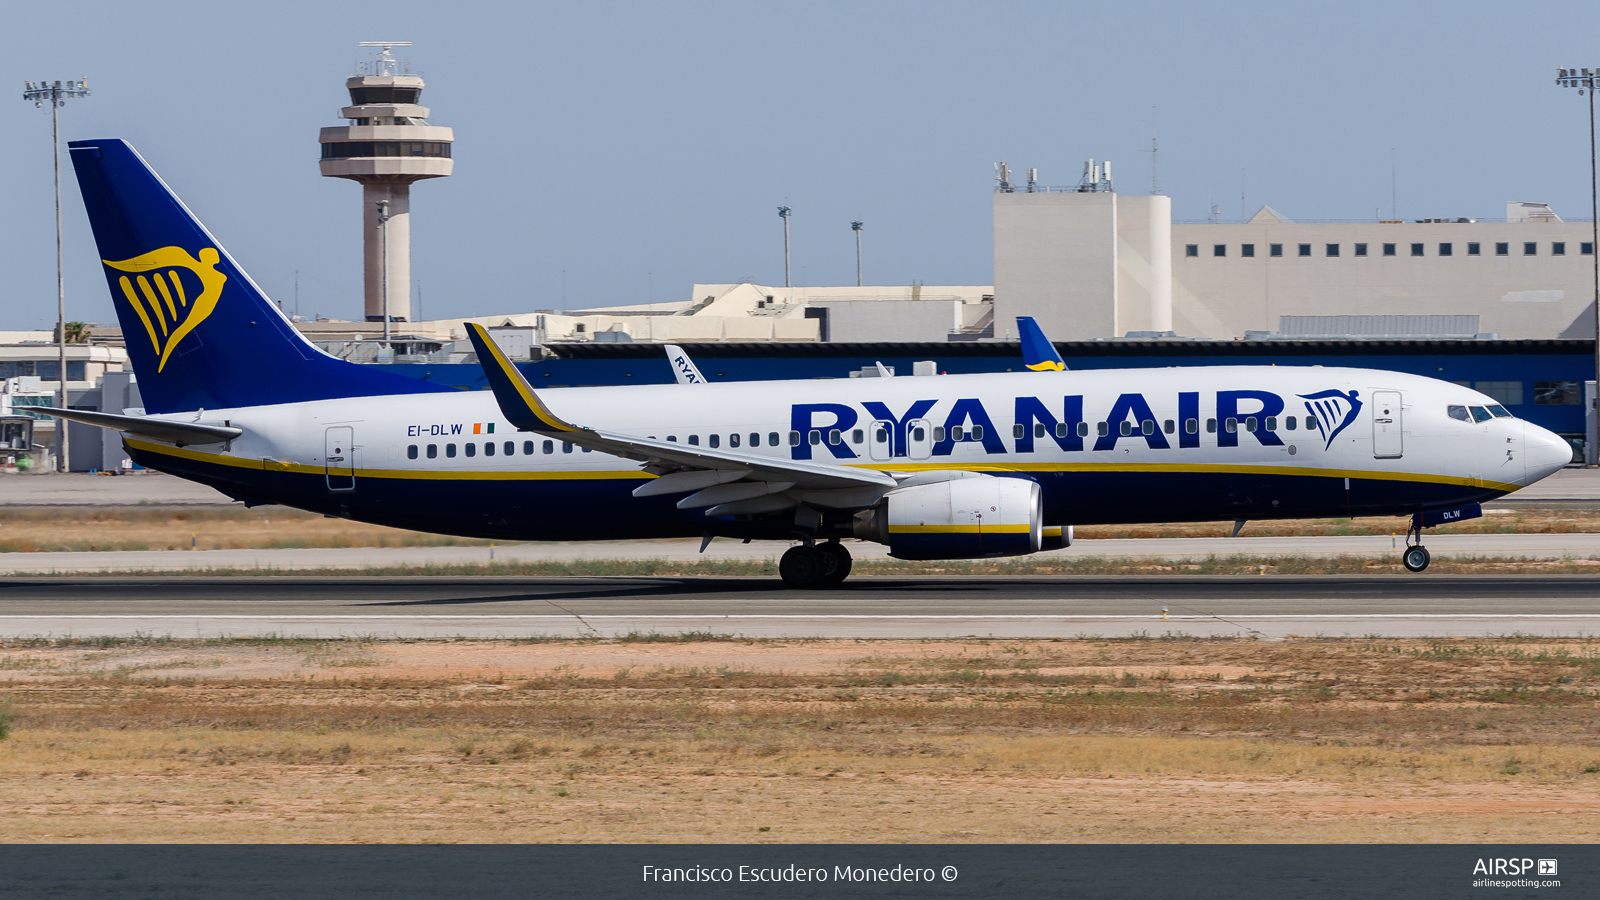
[3,636,1599,843]
[0,505,1597,554]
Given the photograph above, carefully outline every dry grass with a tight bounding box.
[3,636,1600,842]
[0,505,1596,555]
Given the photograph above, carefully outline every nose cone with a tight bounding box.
[1523,421,1573,486]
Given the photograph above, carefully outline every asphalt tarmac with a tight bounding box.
[4,575,1599,639]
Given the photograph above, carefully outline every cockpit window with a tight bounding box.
[1470,406,1492,423]
[1487,404,1513,418]
[1447,405,1470,422]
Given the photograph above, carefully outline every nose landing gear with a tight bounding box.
[1401,514,1430,573]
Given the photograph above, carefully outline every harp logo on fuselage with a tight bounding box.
[103,246,227,372]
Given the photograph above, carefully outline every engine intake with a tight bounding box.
[854,474,1042,560]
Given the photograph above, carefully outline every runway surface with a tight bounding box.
[5,575,1600,639]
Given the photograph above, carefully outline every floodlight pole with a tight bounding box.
[1557,67,1600,465]
[376,199,392,343]
[22,79,90,473]
[851,220,863,287]
[778,206,791,287]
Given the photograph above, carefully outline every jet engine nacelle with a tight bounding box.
[854,473,1042,560]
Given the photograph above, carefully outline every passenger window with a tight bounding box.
[524,441,535,455]
[1285,416,1296,431]
[1225,418,1238,433]
[1141,419,1154,435]
[788,432,800,446]
[952,426,966,441]
[1163,419,1175,434]
[1097,422,1109,436]
[543,440,554,454]
[483,442,495,457]
[582,447,592,453]
[407,445,418,459]
[731,433,741,448]
[972,425,984,441]
[427,444,437,458]
[809,430,822,445]
[1035,423,1047,439]
[689,435,700,446]
[465,443,476,457]
[708,434,719,448]
[667,435,677,443]
[1244,417,1257,432]
[769,432,780,446]
[1185,418,1197,434]
[828,429,841,445]
[1265,416,1276,431]
[562,442,574,453]
[1119,421,1132,436]
[1487,405,1512,418]
[1206,418,1217,433]
[1053,422,1066,438]
[1447,405,1470,422]
[852,429,863,444]
[1014,424,1026,439]
[876,427,889,443]
[1470,406,1492,423]
[911,426,925,442]
[933,426,946,442]
[446,443,457,458]
[505,442,514,456]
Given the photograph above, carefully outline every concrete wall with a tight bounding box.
[806,299,961,342]
[994,192,1118,341]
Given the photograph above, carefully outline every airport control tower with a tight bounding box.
[318,42,453,324]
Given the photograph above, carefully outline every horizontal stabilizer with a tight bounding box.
[35,407,242,446]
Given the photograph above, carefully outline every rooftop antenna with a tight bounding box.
[994,162,1013,193]
[1026,167,1038,193]
[1144,107,1160,194]
[1240,168,1246,222]
[357,41,411,76]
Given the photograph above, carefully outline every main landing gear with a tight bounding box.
[1402,515,1431,573]
[778,541,853,588]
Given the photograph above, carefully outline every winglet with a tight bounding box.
[1017,317,1067,371]
[463,322,583,433]
[664,344,707,384]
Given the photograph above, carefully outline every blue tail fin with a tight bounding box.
[1017,317,1067,371]
[68,139,453,414]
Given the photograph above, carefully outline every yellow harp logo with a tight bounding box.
[103,246,227,372]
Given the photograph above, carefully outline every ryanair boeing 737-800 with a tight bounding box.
[42,140,1573,586]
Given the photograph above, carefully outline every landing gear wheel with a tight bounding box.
[816,542,853,586]
[1402,545,1431,573]
[778,545,822,588]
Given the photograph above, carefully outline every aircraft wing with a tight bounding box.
[35,407,242,446]
[663,344,707,384]
[464,324,895,496]
[1018,316,1067,371]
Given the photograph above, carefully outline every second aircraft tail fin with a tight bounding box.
[1017,317,1067,371]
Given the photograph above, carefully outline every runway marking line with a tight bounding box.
[4,615,1600,621]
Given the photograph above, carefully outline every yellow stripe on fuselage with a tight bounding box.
[852,460,1521,494]
[888,524,1032,534]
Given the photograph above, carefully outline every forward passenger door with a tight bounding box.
[1372,391,1403,459]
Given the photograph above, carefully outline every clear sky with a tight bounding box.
[2,0,1598,330]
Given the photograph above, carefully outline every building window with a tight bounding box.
[1241,244,1255,257]
[1535,381,1582,405]
[1524,242,1538,256]
[1186,244,1199,257]
[1496,242,1509,256]
[1324,243,1339,257]
[1354,243,1368,257]
[1438,242,1452,256]
[1269,243,1283,257]
[1298,243,1311,257]
[1554,242,1567,256]
[1475,381,1524,406]
[1411,243,1424,256]
[1213,244,1226,257]
[1584,242,1595,255]
[1468,242,1481,256]
[1383,243,1397,256]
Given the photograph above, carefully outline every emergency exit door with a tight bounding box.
[1372,391,1403,459]
[325,426,355,491]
